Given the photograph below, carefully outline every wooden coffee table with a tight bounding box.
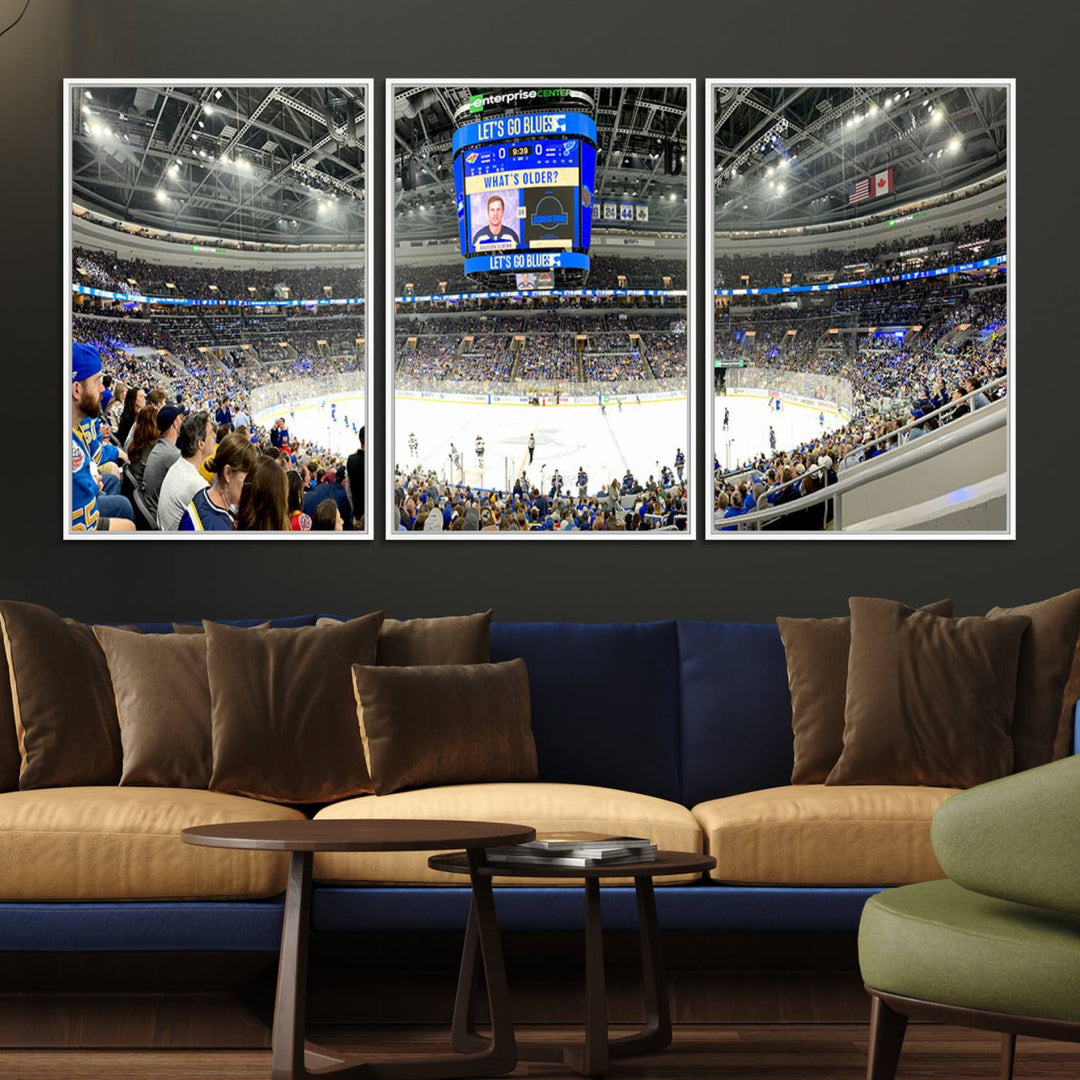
[182,819,534,1080]
[428,849,716,1078]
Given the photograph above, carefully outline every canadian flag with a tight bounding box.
[871,168,894,198]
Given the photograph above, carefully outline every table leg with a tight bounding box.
[563,877,609,1077]
[609,875,671,1058]
[272,849,515,1080]
[449,898,487,1054]
[272,851,323,1080]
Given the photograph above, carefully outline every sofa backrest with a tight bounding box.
[490,620,681,802]
[676,621,794,807]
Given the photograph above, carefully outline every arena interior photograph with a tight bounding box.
[66,80,372,538]
[388,80,693,538]
[708,81,1011,538]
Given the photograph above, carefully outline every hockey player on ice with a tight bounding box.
[527,433,535,464]
[675,449,685,483]
[769,426,777,452]
[408,432,418,459]
[475,435,485,468]
[577,466,588,499]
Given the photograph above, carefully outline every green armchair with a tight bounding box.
[858,755,1080,1080]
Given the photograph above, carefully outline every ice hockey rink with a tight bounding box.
[394,393,691,494]
[252,392,367,458]
[714,392,847,471]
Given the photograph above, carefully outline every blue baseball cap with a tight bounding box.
[72,342,102,383]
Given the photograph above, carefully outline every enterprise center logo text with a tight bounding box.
[469,89,572,114]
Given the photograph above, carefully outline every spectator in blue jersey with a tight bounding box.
[215,398,233,429]
[472,194,520,248]
[179,432,257,532]
[70,343,135,532]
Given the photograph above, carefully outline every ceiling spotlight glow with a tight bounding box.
[155,189,166,202]
[214,90,223,100]
[948,136,961,153]
[930,108,944,125]
[777,182,786,194]
[203,104,213,115]
[84,90,92,100]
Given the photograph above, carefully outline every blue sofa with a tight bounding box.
[2,616,1074,955]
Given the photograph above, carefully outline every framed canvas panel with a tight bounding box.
[706,80,1014,540]
[65,79,373,539]
[386,79,695,539]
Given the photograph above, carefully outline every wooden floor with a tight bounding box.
[3,1024,1080,1079]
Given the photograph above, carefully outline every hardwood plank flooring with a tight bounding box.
[2,1024,1080,1079]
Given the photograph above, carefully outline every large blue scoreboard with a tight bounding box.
[452,111,597,282]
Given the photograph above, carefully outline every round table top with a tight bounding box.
[428,849,715,879]
[181,819,536,853]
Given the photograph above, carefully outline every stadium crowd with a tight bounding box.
[713,295,1008,532]
[75,247,363,301]
[71,339,367,534]
[393,462,688,534]
[714,218,1005,289]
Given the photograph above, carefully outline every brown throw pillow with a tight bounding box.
[0,600,121,788]
[173,621,271,634]
[0,643,18,792]
[827,598,1030,788]
[778,599,954,783]
[317,611,492,666]
[206,613,384,803]
[1057,640,1080,760]
[351,659,537,796]
[92,626,212,788]
[987,590,1080,772]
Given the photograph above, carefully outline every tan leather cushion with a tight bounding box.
[0,787,305,900]
[693,784,959,886]
[313,782,702,886]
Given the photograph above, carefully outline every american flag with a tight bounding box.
[849,178,870,204]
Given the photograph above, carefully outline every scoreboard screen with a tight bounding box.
[452,111,597,279]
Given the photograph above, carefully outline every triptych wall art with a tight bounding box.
[64,79,1012,541]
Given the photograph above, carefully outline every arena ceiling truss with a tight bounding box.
[713,85,1007,228]
[71,84,367,244]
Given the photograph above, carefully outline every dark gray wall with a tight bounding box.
[0,0,1071,623]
